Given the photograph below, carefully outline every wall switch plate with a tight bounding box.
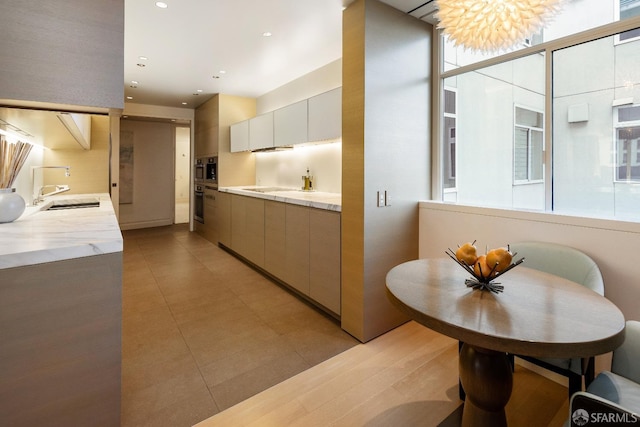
[377,191,385,207]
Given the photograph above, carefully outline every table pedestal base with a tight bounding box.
[459,343,513,427]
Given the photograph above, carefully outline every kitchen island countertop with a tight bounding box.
[0,193,122,270]
[220,186,341,211]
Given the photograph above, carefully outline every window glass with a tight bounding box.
[438,2,640,221]
[442,54,545,210]
[443,88,457,192]
[444,1,623,70]
[553,34,640,220]
[615,106,640,182]
[514,128,530,182]
[514,107,544,184]
[619,0,640,41]
[618,105,640,121]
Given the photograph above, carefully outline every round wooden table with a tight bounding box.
[386,258,626,427]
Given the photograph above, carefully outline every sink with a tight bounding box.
[43,198,100,211]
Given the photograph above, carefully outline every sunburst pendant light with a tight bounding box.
[436,0,564,52]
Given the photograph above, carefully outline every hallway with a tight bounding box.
[121,225,358,426]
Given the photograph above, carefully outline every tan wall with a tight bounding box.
[418,201,640,324]
[341,0,432,342]
[218,94,256,187]
[44,115,110,195]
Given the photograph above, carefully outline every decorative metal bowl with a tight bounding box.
[445,245,524,294]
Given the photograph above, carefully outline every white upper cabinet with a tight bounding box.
[249,112,274,151]
[274,100,308,147]
[308,88,342,142]
[230,120,250,152]
[229,87,342,152]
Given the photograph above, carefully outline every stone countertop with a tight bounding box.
[0,193,122,270]
[220,186,341,212]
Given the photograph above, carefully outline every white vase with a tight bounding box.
[0,188,26,223]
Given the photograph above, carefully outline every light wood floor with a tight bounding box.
[195,321,571,427]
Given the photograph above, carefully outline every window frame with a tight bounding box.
[513,104,545,185]
[615,0,640,44]
[613,104,640,183]
[433,11,640,215]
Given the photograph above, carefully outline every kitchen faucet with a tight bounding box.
[31,165,71,205]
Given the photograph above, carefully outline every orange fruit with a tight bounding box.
[474,255,491,279]
[455,242,478,266]
[486,248,513,273]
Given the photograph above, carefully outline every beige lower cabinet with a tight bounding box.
[230,194,264,267]
[284,204,310,295]
[244,197,265,267]
[226,193,341,316]
[265,201,286,279]
[309,209,341,314]
[216,191,231,247]
[230,194,247,254]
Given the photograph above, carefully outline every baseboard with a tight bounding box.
[515,357,568,387]
[119,218,173,230]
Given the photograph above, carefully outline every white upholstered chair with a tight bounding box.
[509,241,605,397]
[565,320,640,426]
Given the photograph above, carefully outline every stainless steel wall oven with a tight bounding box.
[194,158,205,182]
[194,184,204,223]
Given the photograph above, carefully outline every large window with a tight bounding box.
[438,1,640,221]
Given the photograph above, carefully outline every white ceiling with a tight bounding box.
[123,0,437,108]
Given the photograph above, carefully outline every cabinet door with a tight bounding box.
[230,120,250,152]
[285,204,310,295]
[230,195,246,254]
[244,197,265,267]
[217,191,231,247]
[308,87,341,142]
[195,96,219,157]
[264,201,286,279]
[309,209,341,315]
[201,186,218,243]
[274,100,308,147]
[249,112,274,150]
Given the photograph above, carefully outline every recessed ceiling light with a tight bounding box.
[126,96,133,100]
[219,70,226,75]
[196,89,203,93]
[181,102,187,105]
[262,32,272,37]
[131,80,139,85]
[138,56,148,61]
[155,2,168,9]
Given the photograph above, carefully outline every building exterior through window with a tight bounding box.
[438,0,640,221]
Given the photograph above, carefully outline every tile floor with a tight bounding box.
[121,224,359,427]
